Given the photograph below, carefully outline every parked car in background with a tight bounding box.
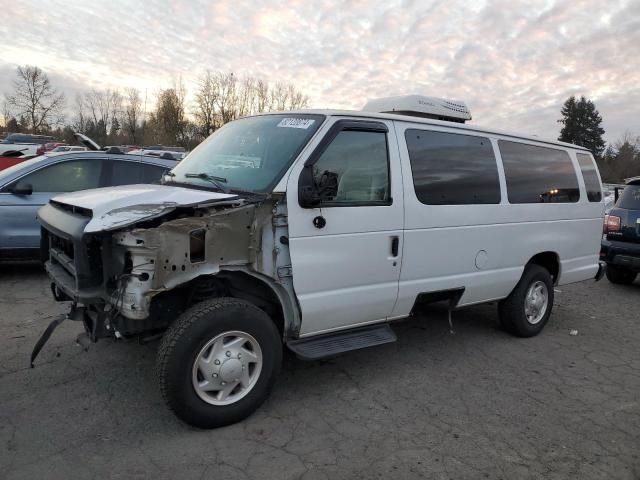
[601,177,640,284]
[45,142,67,151]
[128,148,187,160]
[47,145,88,153]
[3,133,54,145]
[0,142,45,157]
[0,150,178,261]
[0,149,37,171]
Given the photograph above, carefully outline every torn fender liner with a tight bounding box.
[30,314,66,368]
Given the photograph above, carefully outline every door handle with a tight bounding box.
[390,236,399,257]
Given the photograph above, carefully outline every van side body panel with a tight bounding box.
[391,120,602,318]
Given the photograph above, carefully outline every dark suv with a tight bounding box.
[601,177,640,284]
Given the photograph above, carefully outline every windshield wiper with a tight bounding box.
[182,172,230,193]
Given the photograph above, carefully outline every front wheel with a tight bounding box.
[156,297,282,428]
[499,264,554,337]
[605,264,637,285]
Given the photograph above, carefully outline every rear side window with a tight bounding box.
[405,129,500,205]
[499,141,579,203]
[576,153,602,202]
[140,163,170,183]
[111,160,141,186]
[617,184,640,210]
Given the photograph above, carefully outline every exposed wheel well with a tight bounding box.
[215,272,285,336]
[527,252,560,284]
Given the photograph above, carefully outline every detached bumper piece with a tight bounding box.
[30,305,84,368]
[287,324,397,361]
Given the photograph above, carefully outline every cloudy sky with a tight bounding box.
[1,0,638,143]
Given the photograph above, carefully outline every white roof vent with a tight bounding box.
[362,95,472,123]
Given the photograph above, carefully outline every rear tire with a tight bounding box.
[499,264,554,337]
[156,297,282,429]
[605,264,637,285]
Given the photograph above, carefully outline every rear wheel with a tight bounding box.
[156,297,282,428]
[605,264,637,285]
[499,264,554,337]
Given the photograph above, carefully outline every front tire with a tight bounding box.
[499,264,554,337]
[605,264,637,285]
[156,297,282,428]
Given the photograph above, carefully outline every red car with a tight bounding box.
[0,150,39,171]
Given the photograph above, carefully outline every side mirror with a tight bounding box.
[316,170,339,201]
[614,187,621,204]
[298,167,340,208]
[10,183,33,195]
[298,166,320,208]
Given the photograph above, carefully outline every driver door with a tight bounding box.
[286,118,404,336]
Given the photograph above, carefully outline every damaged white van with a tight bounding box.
[36,96,605,428]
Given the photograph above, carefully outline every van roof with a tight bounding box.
[262,109,591,153]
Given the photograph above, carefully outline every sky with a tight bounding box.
[1,0,639,144]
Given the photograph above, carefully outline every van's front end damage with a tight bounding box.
[36,184,297,357]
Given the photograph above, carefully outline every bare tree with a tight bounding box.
[192,71,310,136]
[1,100,11,129]
[5,65,65,132]
[123,88,142,144]
[287,84,309,110]
[270,82,289,111]
[214,72,238,124]
[153,81,187,146]
[71,93,88,133]
[254,79,271,113]
[194,71,219,136]
[84,88,122,144]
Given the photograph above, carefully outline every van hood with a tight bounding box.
[49,184,239,233]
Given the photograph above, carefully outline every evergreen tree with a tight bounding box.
[6,117,19,133]
[558,95,605,158]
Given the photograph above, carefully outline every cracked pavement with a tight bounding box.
[0,264,638,479]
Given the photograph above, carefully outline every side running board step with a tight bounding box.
[286,324,397,361]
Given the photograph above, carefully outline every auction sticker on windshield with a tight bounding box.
[277,118,315,129]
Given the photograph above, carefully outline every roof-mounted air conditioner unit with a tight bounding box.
[362,95,472,123]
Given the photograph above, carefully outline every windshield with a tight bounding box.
[167,114,324,192]
[617,184,640,210]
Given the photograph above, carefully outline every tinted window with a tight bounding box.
[576,153,602,202]
[312,130,389,204]
[499,141,579,203]
[405,130,500,205]
[140,163,169,183]
[111,161,141,186]
[12,159,103,192]
[617,184,640,210]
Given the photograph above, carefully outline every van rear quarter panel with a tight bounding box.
[391,121,603,318]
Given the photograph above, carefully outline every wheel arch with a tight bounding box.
[216,268,300,339]
[526,251,560,284]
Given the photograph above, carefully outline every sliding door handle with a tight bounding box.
[390,236,399,257]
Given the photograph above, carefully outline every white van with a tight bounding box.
[37,96,604,428]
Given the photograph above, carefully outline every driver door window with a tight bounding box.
[11,159,104,192]
[312,130,390,205]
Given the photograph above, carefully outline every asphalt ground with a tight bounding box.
[0,264,638,479]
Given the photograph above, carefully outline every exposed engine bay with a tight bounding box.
[37,184,299,352]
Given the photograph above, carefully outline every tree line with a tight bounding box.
[1,66,309,150]
[557,95,639,183]
[2,65,638,183]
